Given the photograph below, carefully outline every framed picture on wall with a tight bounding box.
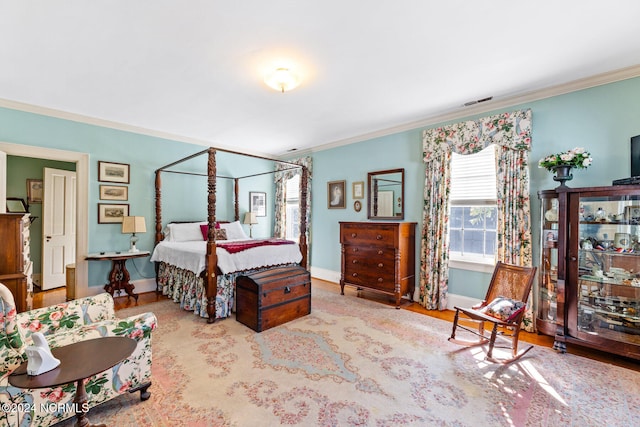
[100,185,128,201]
[98,203,129,224]
[249,192,267,217]
[98,161,130,184]
[352,181,364,199]
[26,179,43,204]
[327,180,346,209]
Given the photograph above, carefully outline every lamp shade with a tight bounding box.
[243,212,258,225]
[122,216,147,234]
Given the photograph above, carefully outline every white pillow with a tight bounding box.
[165,222,207,242]
[219,221,249,240]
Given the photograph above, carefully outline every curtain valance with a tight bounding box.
[423,109,532,161]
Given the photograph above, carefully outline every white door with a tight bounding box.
[42,167,76,290]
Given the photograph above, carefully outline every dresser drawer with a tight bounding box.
[340,224,396,247]
[343,264,396,291]
[344,246,394,267]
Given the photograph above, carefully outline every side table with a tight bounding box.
[86,251,150,300]
[9,336,137,427]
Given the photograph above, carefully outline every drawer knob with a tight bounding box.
[376,234,383,240]
[377,263,383,268]
[284,286,291,294]
[377,278,383,282]
[377,250,383,255]
[352,248,358,252]
[352,259,358,264]
[351,233,357,238]
[352,273,358,277]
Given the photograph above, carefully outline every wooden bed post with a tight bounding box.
[206,148,218,323]
[234,178,240,221]
[299,166,309,269]
[154,170,163,245]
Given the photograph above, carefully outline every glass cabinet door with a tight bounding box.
[537,193,559,335]
[576,195,640,345]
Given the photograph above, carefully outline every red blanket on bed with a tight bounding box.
[217,238,295,254]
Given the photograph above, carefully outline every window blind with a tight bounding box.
[450,144,497,205]
[286,174,300,201]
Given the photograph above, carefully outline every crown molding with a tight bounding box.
[0,98,274,159]
[302,64,640,156]
[3,64,640,160]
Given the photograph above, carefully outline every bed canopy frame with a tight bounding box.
[155,147,309,323]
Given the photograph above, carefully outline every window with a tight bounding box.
[449,145,497,270]
[285,174,300,241]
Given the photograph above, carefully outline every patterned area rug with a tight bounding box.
[56,286,640,426]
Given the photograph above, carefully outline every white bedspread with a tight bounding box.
[149,239,302,275]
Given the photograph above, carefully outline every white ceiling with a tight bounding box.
[2,1,640,157]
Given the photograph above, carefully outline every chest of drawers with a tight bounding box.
[339,222,416,308]
[0,213,32,312]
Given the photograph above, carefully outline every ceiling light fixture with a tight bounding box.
[264,68,300,93]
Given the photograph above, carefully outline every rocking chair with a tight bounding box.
[448,261,537,363]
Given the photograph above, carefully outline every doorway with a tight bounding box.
[0,142,89,299]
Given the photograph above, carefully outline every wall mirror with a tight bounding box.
[367,168,404,220]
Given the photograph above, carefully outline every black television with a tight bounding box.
[633,135,640,177]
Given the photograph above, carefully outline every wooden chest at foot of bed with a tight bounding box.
[236,266,311,332]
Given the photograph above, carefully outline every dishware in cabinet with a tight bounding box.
[537,191,560,336]
[561,185,640,360]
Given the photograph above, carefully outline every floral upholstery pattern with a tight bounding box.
[0,287,157,427]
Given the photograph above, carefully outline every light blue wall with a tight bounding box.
[0,108,274,288]
[2,75,640,297]
[309,76,640,300]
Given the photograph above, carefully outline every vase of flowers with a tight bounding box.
[538,147,592,188]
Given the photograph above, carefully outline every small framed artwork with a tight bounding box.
[98,203,129,224]
[100,185,128,201]
[98,161,130,184]
[27,179,43,204]
[328,180,346,209]
[249,192,267,217]
[353,200,362,212]
[544,229,558,248]
[352,181,364,199]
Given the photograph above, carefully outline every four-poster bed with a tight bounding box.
[152,147,309,323]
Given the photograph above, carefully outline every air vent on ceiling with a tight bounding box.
[463,96,493,107]
[287,148,298,152]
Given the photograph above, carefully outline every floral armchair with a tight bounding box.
[0,283,157,427]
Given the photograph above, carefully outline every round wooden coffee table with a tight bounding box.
[9,336,136,427]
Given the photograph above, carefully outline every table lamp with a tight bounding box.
[243,212,258,238]
[122,216,146,252]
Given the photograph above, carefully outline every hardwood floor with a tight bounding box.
[32,278,639,371]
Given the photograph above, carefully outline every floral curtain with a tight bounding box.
[274,156,312,263]
[421,109,534,329]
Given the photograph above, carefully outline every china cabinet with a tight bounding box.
[538,185,640,360]
[537,191,560,337]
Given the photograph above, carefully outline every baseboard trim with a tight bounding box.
[447,293,481,311]
[310,266,340,284]
[85,278,157,297]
